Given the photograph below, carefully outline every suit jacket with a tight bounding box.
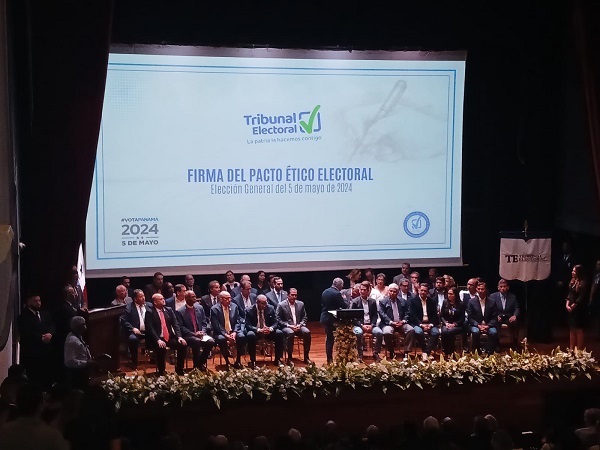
[210,302,243,336]
[440,300,466,327]
[320,287,347,324]
[53,300,80,345]
[392,273,408,286]
[379,296,410,327]
[200,294,219,318]
[351,297,379,326]
[120,301,153,333]
[407,296,440,327]
[233,293,257,318]
[266,290,288,309]
[430,289,448,311]
[276,300,307,328]
[176,303,209,337]
[185,284,202,298]
[489,291,520,320]
[17,308,55,360]
[144,306,182,345]
[231,285,258,298]
[467,296,498,327]
[245,304,277,334]
[143,283,161,301]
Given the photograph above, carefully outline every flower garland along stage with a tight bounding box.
[103,348,598,410]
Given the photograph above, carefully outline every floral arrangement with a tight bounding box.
[102,348,598,410]
[333,323,359,364]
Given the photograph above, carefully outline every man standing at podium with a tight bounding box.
[320,278,347,364]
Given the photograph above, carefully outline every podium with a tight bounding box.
[86,305,125,373]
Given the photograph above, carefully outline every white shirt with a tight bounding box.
[243,296,252,309]
[289,302,297,325]
[137,304,146,331]
[421,298,429,322]
[175,298,186,311]
[361,299,370,324]
[479,297,486,316]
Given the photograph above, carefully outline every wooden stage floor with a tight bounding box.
[119,322,600,375]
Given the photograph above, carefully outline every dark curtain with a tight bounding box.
[17,0,113,307]
[575,0,600,215]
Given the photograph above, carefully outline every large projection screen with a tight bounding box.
[86,46,465,277]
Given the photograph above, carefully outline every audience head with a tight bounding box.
[152,272,164,289]
[241,281,252,296]
[115,285,127,300]
[273,277,283,292]
[401,262,411,276]
[491,430,514,450]
[359,281,371,299]
[388,283,399,299]
[225,270,236,283]
[184,274,195,287]
[485,414,498,432]
[332,278,344,290]
[268,274,277,289]
[347,269,362,282]
[252,436,270,450]
[163,282,174,298]
[447,286,459,303]
[428,267,438,278]
[174,284,186,299]
[467,278,478,294]
[288,428,302,443]
[256,295,268,311]
[423,416,440,430]
[70,316,87,334]
[211,435,228,450]
[218,291,232,308]
[153,293,166,308]
[410,271,420,284]
[400,279,410,293]
[288,288,298,304]
[208,280,221,296]
[476,281,487,298]
[375,273,386,286]
[121,276,131,288]
[572,264,585,281]
[256,270,266,284]
[435,276,445,290]
[473,415,490,436]
[584,408,600,426]
[443,274,456,288]
[497,279,509,294]
[133,289,145,305]
[419,283,430,300]
[184,289,197,306]
[240,274,251,284]
[25,294,42,311]
[7,364,27,381]
[364,268,374,282]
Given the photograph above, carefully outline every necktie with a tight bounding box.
[223,307,231,333]
[36,311,41,321]
[158,309,170,341]
[277,292,281,303]
[212,297,217,305]
[188,307,197,332]
[391,301,400,322]
[258,309,265,328]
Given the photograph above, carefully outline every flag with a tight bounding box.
[77,243,88,306]
[499,238,552,282]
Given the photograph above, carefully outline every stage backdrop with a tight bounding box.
[499,235,551,282]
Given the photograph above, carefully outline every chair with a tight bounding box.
[256,337,275,361]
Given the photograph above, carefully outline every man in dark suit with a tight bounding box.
[245,294,284,367]
[429,277,448,312]
[54,285,81,360]
[120,289,152,369]
[408,284,440,360]
[233,281,257,319]
[17,295,55,387]
[266,277,287,309]
[489,279,520,347]
[398,279,414,302]
[467,281,499,353]
[320,278,347,364]
[276,288,311,364]
[210,291,246,369]
[392,262,411,286]
[144,272,164,300]
[184,274,202,297]
[176,290,214,371]
[379,283,415,360]
[231,274,258,298]
[144,293,188,375]
[351,281,381,362]
[200,280,221,319]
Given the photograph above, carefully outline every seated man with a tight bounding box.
[467,281,499,354]
[210,291,246,369]
[166,284,187,312]
[111,284,132,306]
[407,284,440,360]
[64,316,94,389]
[489,279,520,347]
[120,289,151,369]
[233,281,257,319]
[575,408,600,449]
[379,283,415,360]
[245,294,285,367]
[276,288,311,365]
[145,293,188,375]
[176,290,215,371]
[351,281,382,362]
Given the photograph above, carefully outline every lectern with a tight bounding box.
[86,305,125,373]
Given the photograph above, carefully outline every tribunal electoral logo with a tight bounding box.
[403,211,430,238]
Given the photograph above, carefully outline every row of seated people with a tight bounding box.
[120,281,312,373]
[347,278,520,361]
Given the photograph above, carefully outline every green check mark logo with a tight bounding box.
[299,105,321,134]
